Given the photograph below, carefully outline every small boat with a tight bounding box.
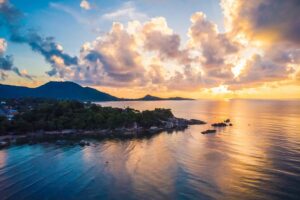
[201,129,217,134]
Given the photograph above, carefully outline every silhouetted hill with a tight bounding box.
[137,94,194,101]
[0,81,118,101]
[0,82,194,101]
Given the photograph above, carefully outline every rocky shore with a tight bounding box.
[0,117,206,148]
[201,119,233,134]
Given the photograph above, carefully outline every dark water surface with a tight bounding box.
[0,100,300,200]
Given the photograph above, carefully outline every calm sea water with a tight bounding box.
[0,100,300,200]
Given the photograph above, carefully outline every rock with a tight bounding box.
[188,119,206,125]
[212,122,227,127]
[224,119,230,123]
[201,129,217,134]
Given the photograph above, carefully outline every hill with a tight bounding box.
[0,81,118,101]
[137,95,193,101]
[0,82,194,101]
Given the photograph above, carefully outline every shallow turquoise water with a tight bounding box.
[0,100,300,200]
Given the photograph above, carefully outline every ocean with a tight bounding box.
[0,99,299,200]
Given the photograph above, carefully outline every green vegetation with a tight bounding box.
[0,99,174,134]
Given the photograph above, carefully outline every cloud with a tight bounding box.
[0,38,33,80]
[221,0,300,45]
[228,55,293,90]
[68,17,220,89]
[141,17,191,65]
[80,0,91,10]
[188,12,239,82]
[102,2,148,22]
[0,0,77,78]
[0,71,7,80]
[47,8,299,91]
[0,38,7,54]
[220,0,300,88]
[76,22,147,86]
[0,0,23,37]
[1,0,300,93]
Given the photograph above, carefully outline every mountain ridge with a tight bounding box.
[0,81,194,102]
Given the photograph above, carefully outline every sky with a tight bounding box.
[0,0,300,99]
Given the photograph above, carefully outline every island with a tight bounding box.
[0,98,206,148]
[0,81,194,102]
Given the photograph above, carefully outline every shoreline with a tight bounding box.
[0,117,206,148]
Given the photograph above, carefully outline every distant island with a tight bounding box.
[0,99,205,147]
[131,94,193,101]
[0,81,194,102]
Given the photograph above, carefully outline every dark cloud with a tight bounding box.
[27,32,78,67]
[0,0,78,77]
[252,0,300,44]
[0,54,13,71]
[224,0,300,45]
[0,1,33,80]
[0,54,33,80]
[85,50,101,63]
[1,0,299,93]
[227,51,295,90]
[0,0,23,31]
[219,0,300,89]
[0,37,32,80]
[84,48,143,83]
